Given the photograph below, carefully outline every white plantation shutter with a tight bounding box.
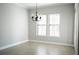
[49,14,60,37]
[36,15,46,36]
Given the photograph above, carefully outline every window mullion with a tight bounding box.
[46,15,49,36]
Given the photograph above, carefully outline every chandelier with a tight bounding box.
[32,3,41,21]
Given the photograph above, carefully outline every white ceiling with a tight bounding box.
[18,3,55,9]
[17,3,72,9]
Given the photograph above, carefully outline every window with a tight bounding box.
[37,15,46,25]
[49,14,60,37]
[36,14,60,37]
[36,15,46,36]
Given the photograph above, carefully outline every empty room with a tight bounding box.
[0,3,78,55]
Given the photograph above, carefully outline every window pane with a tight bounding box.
[36,26,46,36]
[50,25,60,37]
[49,14,60,24]
[37,15,46,24]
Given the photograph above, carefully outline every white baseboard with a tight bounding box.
[0,40,29,51]
[29,40,74,47]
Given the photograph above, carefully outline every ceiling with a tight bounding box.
[18,3,55,9]
[17,3,73,9]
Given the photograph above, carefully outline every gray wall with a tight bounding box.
[29,4,74,45]
[0,3,28,47]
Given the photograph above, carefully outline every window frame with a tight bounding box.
[48,14,60,37]
[36,14,60,37]
[36,14,47,36]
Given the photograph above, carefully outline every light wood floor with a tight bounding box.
[0,41,75,55]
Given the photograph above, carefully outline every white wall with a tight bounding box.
[0,3,28,47]
[29,4,74,46]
